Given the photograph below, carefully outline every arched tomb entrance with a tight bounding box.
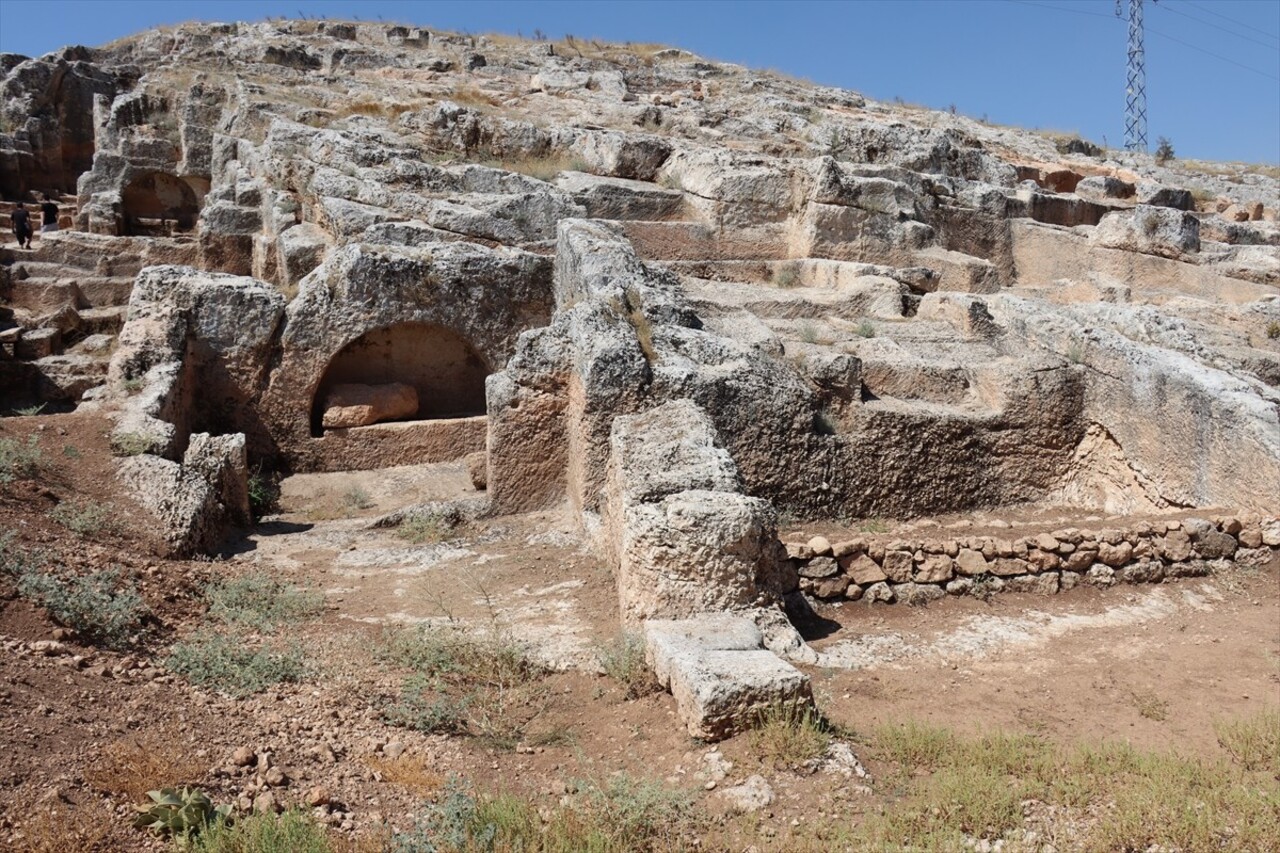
[311,322,490,433]
[121,171,200,234]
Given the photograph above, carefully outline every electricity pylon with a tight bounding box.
[1116,0,1152,152]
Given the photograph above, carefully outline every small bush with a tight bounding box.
[17,567,148,649]
[379,624,544,747]
[798,321,819,344]
[205,572,324,633]
[0,434,42,483]
[1155,135,1175,165]
[48,499,114,537]
[1267,320,1280,340]
[855,319,876,338]
[750,703,832,769]
[384,675,470,735]
[11,402,46,416]
[166,630,308,697]
[598,632,659,699]
[190,809,333,853]
[0,532,43,580]
[342,486,374,511]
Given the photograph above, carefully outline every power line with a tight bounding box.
[1002,0,1119,21]
[1145,24,1280,80]
[1157,3,1280,50]
[1175,0,1280,42]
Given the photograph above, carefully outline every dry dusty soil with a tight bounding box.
[1,411,1277,851]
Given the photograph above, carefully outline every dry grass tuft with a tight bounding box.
[749,703,832,769]
[82,733,208,801]
[363,754,446,795]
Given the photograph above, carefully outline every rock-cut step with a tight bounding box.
[643,612,812,740]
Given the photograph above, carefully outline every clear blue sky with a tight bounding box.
[2,0,1277,164]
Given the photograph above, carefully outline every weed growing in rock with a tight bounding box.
[166,630,308,697]
[598,632,659,699]
[111,431,159,456]
[396,510,456,544]
[48,499,115,536]
[17,567,148,649]
[773,263,800,289]
[750,703,832,769]
[1267,320,1280,340]
[11,403,45,416]
[247,467,280,520]
[0,434,42,483]
[855,319,876,338]
[798,321,819,344]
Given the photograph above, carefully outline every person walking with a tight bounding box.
[10,201,33,249]
[40,194,59,234]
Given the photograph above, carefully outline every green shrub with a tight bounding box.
[0,435,42,483]
[855,319,876,338]
[0,532,43,580]
[189,809,332,853]
[798,321,819,344]
[1155,135,1175,165]
[11,403,45,416]
[384,675,470,735]
[17,567,148,649]
[166,630,308,697]
[48,499,114,537]
[205,572,324,633]
[773,263,800,288]
[378,624,544,747]
[598,632,658,699]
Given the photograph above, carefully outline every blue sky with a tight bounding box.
[1,0,1277,164]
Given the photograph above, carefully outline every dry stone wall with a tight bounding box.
[783,515,1280,605]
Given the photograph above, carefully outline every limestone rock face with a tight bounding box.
[321,382,419,428]
[1092,206,1200,259]
[604,400,780,623]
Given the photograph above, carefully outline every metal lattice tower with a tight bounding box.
[1116,0,1149,152]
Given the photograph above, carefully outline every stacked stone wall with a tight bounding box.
[782,515,1280,605]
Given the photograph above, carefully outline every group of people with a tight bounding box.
[9,194,60,249]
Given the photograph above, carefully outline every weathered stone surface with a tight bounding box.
[1092,206,1200,259]
[843,553,887,585]
[799,556,838,579]
[881,551,913,583]
[644,614,811,740]
[321,382,419,429]
[464,450,487,490]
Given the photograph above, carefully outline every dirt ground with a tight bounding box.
[1,411,1277,851]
